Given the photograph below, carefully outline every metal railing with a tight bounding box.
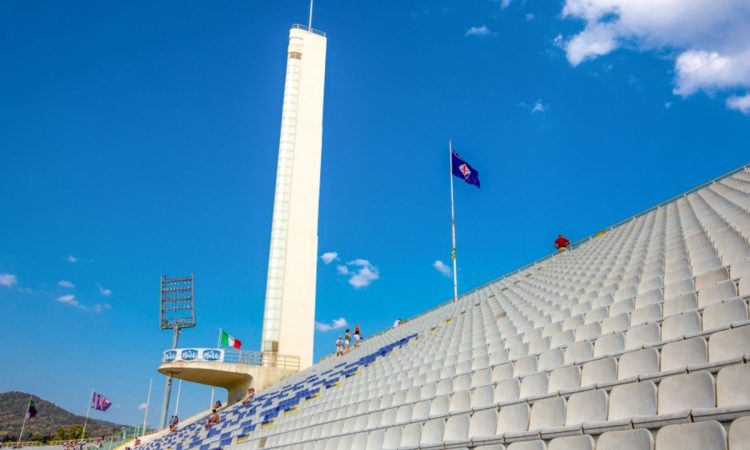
[291,23,326,37]
[0,442,44,448]
[223,349,300,371]
[162,348,300,371]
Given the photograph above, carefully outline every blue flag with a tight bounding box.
[451,150,480,188]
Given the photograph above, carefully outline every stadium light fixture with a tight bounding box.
[159,273,196,429]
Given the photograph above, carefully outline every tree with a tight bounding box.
[52,426,70,441]
[52,425,89,441]
[68,424,89,440]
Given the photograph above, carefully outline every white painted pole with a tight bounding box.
[142,378,153,436]
[448,140,459,303]
[308,0,314,30]
[81,388,94,442]
[174,380,183,417]
[16,395,32,446]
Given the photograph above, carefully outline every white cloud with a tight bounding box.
[674,50,750,95]
[92,303,112,314]
[323,253,380,288]
[433,260,452,277]
[315,317,348,332]
[560,0,750,111]
[0,273,18,288]
[66,255,78,264]
[465,25,493,37]
[526,13,535,21]
[138,403,148,410]
[346,259,380,288]
[553,34,565,49]
[564,23,617,66]
[56,294,111,313]
[57,294,83,309]
[531,99,546,113]
[320,252,338,265]
[489,0,512,8]
[727,94,750,114]
[97,283,112,297]
[58,280,75,288]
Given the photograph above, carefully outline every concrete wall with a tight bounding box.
[158,362,297,405]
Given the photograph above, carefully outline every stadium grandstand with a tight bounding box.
[128,163,750,450]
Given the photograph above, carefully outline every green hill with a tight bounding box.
[0,391,123,442]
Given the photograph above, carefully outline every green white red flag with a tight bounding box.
[220,330,241,348]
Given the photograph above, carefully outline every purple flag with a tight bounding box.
[91,392,112,411]
[451,150,481,188]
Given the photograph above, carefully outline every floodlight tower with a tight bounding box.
[158,274,196,429]
[260,20,327,369]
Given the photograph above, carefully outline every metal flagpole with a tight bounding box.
[16,395,32,446]
[448,140,459,303]
[81,388,94,442]
[142,378,153,436]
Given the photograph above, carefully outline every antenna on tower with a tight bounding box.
[308,0,314,31]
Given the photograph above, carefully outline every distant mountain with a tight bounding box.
[0,391,123,442]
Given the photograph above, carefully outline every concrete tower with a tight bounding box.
[261,25,327,369]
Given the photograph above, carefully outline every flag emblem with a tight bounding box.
[91,392,112,411]
[451,150,480,188]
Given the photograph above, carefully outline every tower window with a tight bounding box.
[289,51,302,60]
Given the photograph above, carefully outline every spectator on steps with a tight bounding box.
[335,336,344,356]
[213,400,222,410]
[554,234,571,253]
[242,388,255,405]
[354,324,362,348]
[344,329,352,353]
[393,319,401,328]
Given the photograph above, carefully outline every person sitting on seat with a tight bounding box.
[169,415,179,432]
[554,234,571,253]
[242,388,255,405]
[204,409,220,429]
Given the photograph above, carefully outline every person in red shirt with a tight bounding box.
[554,234,571,252]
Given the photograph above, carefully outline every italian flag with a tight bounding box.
[220,330,242,349]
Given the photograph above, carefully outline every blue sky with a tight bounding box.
[1,0,748,428]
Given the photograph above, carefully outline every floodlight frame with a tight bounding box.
[160,274,196,330]
[159,273,195,429]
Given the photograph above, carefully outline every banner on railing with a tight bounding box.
[162,348,224,363]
